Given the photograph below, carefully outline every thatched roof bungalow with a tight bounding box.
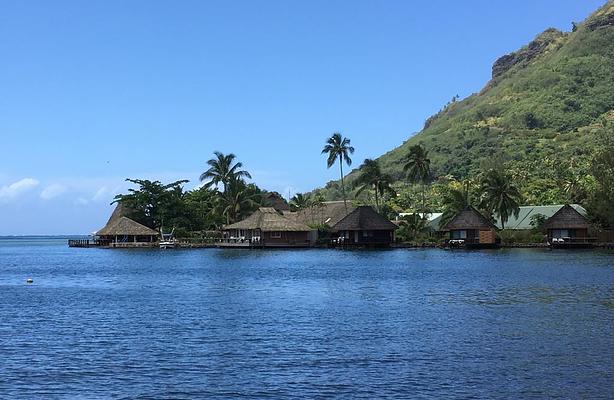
[330,206,397,246]
[440,206,498,248]
[95,204,158,247]
[543,204,594,247]
[221,207,315,248]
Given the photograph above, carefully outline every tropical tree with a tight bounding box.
[322,132,354,210]
[113,178,189,229]
[200,151,252,193]
[439,184,472,228]
[403,144,431,213]
[184,186,224,231]
[479,169,522,229]
[587,128,614,227]
[290,193,310,211]
[216,179,261,225]
[307,192,326,225]
[397,213,428,242]
[353,158,395,212]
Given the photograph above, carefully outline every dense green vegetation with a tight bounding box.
[319,1,614,227]
[113,153,281,237]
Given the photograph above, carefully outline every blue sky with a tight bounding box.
[0,0,606,234]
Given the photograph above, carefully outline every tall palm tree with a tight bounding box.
[354,159,395,212]
[479,169,522,229]
[403,144,431,213]
[200,151,252,193]
[289,193,310,211]
[322,132,354,210]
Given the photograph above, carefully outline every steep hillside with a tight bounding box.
[323,1,614,205]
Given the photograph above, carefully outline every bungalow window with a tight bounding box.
[271,231,282,239]
[452,230,467,239]
[552,229,569,238]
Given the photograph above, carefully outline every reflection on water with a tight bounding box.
[1,239,614,398]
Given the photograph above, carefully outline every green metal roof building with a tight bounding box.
[495,204,587,230]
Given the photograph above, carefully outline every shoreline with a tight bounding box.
[65,240,614,250]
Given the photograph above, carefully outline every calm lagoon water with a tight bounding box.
[1,237,614,399]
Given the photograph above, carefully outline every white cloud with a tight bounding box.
[0,178,40,202]
[40,184,66,200]
[74,197,89,206]
[92,186,108,202]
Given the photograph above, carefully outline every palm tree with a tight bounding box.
[479,169,522,230]
[398,213,427,242]
[440,183,471,228]
[290,193,310,211]
[322,132,354,210]
[354,159,395,212]
[200,151,252,193]
[403,144,431,213]
[307,192,326,225]
[216,179,260,225]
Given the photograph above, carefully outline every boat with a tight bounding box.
[159,228,178,249]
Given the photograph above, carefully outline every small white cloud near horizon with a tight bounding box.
[40,184,67,200]
[0,178,40,202]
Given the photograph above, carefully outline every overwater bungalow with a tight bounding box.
[69,204,159,248]
[543,204,595,248]
[95,216,159,247]
[441,206,499,249]
[219,207,315,248]
[330,206,397,247]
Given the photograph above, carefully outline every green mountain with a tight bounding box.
[324,1,614,206]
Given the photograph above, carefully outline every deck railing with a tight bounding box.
[68,239,109,247]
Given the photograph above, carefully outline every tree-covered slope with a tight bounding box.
[324,0,614,205]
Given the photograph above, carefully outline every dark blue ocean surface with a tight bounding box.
[1,238,614,399]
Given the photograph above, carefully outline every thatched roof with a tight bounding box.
[224,207,312,232]
[96,216,159,236]
[542,204,590,230]
[331,206,398,231]
[291,201,357,227]
[441,206,497,231]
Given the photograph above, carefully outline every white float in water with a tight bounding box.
[26,278,33,284]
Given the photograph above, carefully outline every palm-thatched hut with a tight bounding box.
[440,206,499,248]
[330,206,397,247]
[542,204,595,248]
[220,207,315,248]
[95,204,159,247]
